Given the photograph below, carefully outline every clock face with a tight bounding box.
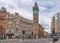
[33,10,38,14]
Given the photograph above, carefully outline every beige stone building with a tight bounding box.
[51,12,60,34]
[6,12,34,37]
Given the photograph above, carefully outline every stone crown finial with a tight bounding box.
[35,2,37,6]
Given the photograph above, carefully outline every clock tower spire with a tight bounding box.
[33,2,39,23]
[32,2,39,38]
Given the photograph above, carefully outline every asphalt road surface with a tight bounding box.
[0,38,54,43]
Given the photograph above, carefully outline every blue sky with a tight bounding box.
[0,0,60,33]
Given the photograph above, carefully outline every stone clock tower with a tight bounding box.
[33,2,39,38]
[33,2,39,23]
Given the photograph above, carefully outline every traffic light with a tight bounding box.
[22,30,25,34]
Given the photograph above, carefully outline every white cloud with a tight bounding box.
[19,9,33,20]
[0,0,60,33]
[39,14,51,33]
[39,6,47,11]
[20,0,33,4]
[0,0,33,20]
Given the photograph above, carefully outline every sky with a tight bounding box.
[0,0,60,33]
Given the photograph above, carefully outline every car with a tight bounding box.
[51,33,59,39]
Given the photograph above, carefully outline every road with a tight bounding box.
[21,38,53,43]
[0,38,55,43]
[55,39,60,43]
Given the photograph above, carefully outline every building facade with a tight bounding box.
[0,7,7,37]
[38,24,44,38]
[6,12,34,37]
[51,12,60,34]
[44,31,48,37]
[0,2,44,38]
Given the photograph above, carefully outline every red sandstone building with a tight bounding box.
[0,7,7,36]
[38,24,44,38]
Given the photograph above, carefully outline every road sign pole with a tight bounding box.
[53,39,54,43]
